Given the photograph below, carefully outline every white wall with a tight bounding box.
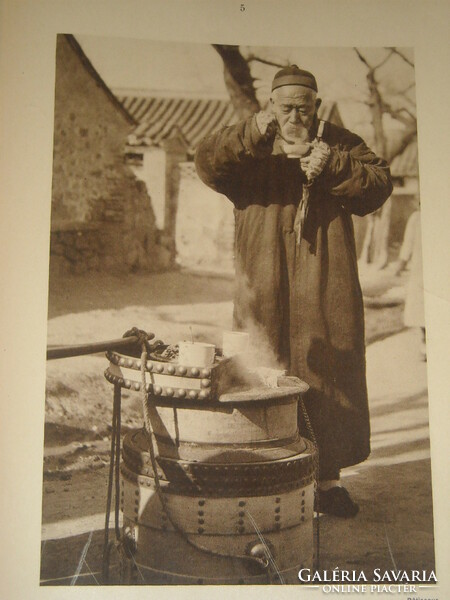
[176,162,235,273]
[129,147,166,230]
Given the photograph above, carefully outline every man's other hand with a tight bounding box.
[255,110,278,137]
[300,140,330,180]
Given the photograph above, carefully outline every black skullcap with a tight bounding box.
[271,65,318,92]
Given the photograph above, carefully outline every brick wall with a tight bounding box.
[50,35,172,274]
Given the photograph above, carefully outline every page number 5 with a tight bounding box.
[240,4,245,11]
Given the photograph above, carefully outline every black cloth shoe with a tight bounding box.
[314,486,359,518]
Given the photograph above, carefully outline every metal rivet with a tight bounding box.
[124,380,131,389]
[147,362,153,372]
[238,501,245,507]
[275,507,280,513]
[119,358,125,366]
[188,390,198,400]
[199,390,209,399]
[302,491,305,496]
[201,368,211,378]
[177,389,186,398]
[126,359,133,368]
[275,497,281,503]
[189,368,198,377]
[153,385,162,395]
[166,387,174,397]
[198,527,204,534]
[198,500,205,506]
[198,518,204,524]
[198,510,204,516]
[238,526,245,533]
[167,365,175,375]
[301,499,305,506]
[238,511,245,517]
[156,364,164,373]
[275,515,280,521]
[134,382,140,391]
[301,516,305,522]
[200,379,211,388]
[275,523,281,530]
[146,384,152,392]
[135,490,139,496]
[238,519,244,525]
[178,366,187,375]
[301,507,305,513]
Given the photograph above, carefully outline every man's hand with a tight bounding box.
[255,110,278,137]
[300,140,330,180]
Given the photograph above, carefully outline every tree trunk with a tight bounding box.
[212,45,261,118]
[359,69,391,268]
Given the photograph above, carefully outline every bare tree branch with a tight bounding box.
[341,97,371,106]
[391,106,416,121]
[212,44,261,118]
[381,99,417,126]
[373,49,395,73]
[354,48,387,156]
[387,128,417,162]
[396,93,417,110]
[386,47,415,68]
[354,47,372,69]
[399,82,416,94]
[247,55,288,69]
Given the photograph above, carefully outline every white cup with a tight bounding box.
[178,341,216,367]
[222,331,250,357]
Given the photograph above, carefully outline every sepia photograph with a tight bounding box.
[40,35,434,588]
[1,2,449,599]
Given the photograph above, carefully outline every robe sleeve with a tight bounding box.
[195,115,274,195]
[319,131,393,217]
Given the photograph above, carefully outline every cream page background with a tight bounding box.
[0,1,449,599]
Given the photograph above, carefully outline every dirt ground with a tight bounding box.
[40,267,434,586]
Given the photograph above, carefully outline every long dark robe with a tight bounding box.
[195,115,393,472]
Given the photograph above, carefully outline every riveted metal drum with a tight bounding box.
[104,347,315,584]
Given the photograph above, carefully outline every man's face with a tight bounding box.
[270,85,321,142]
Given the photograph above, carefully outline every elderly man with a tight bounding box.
[195,65,392,517]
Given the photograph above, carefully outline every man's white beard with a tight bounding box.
[282,123,310,143]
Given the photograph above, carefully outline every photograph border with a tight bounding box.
[1,1,449,599]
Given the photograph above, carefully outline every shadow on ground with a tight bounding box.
[318,457,434,576]
[48,270,234,318]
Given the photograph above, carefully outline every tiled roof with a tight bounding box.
[118,94,342,149]
[390,138,418,177]
[118,96,237,149]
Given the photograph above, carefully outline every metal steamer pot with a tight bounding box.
[104,348,315,584]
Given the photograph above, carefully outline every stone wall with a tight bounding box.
[50,35,171,274]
